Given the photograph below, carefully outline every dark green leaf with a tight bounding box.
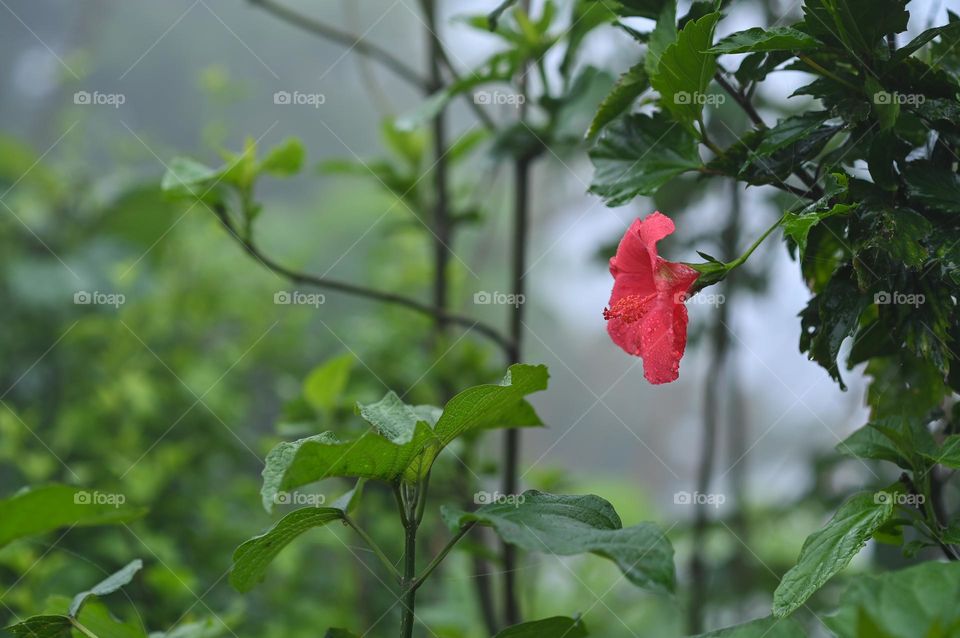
[0,485,146,548]
[589,112,701,206]
[773,492,894,617]
[824,561,960,638]
[644,0,677,78]
[799,269,866,390]
[493,616,588,637]
[324,630,360,638]
[5,616,72,638]
[709,27,818,54]
[893,21,960,62]
[261,365,548,508]
[903,162,960,213]
[650,12,720,128]
[693,616,806,637]
[230,507,347,592]
[442,490,675,593]
[587,64,648,139]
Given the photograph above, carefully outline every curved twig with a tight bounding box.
[211,206,514,354]
[248,0,429,89]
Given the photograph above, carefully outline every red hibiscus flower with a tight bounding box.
[604,212,699,384]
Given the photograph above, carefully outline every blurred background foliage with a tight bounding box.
[0,1,954,636]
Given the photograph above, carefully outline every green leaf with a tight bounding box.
[865,78,899,130]
[801,0,909,55]
[836,424,907,467]
[442,490,675,594]
[589,112,701,206]
[799,269,866,390]
[0,485,146,548]
[709,26,818,54]
[230,506,347,592]
[493,616,588,637]
[323,630,360,638]
[893,21,960,62]
[772,492,895,617]
[302,354,354,416]
[258,138,305,176]
[160,158,220,196]
[261,365,548,509]
[587,64,649,139]
[693,616,806,637]
[903,162,960,213]
[645,0,677,78]
[69,559,143,617]
[783,203,853,257]
[73,598,146,638]
[649,12,720,128]
[5,616,72,638]
[920,434,960,469]
[824,561,960,638]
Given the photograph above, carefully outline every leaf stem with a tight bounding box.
[344,515,402,582]
[798,55,860,92]
[724,212,786,270]
[411,521,477,591]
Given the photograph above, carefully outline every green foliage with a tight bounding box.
[6,561,145,638]
[649,12,720,129]
[260,364,547,509]
[825,561,960,637]
[231,505,347,592]
[773,493,894,617]
[589,112,701,205]
[708,27,819,54]
[492,616,589,637]
[0,485,146,548]
[442,490,675,594]
[693,616,806,637]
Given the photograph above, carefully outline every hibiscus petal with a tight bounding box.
[639,297,689,385]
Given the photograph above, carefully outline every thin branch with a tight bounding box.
[411,521,477,591]
[714,72,766,129]
[211,205,514,354]
[434,44,497,130]
[344,515,402,582]
[714,69,824,200]
[248,0,429,89]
